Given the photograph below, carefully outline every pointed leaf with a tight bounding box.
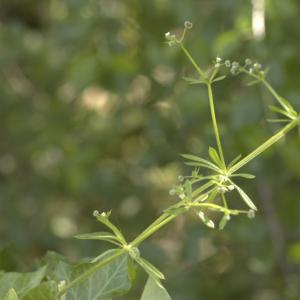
[135,257,165,287]
[230,173,255,179]
[182,76,205,85]
[269,105,292,119]
[181,153,220,171]
[233,184,257,211]
[212,75,226,83]
[227,154,242,169]
[140,277,171,300]
[219,215,230,230]
[208,147,224,168]
[74,232,121,247]
[197,211,215,228]
[184,180,192,199]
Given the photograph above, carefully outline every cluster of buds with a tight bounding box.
[216,175,235,194]
[169,184,185,199]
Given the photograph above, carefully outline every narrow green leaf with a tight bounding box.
[184,180,192,199]
[164,206,187,216]
[140,277,171,300]
[74,232,122,247]
[233,183,257,211]
[197,211,215,228]
[4,289,18,300]
[208,147,224,168]
[246,79,260,86]
[267,118,290,123]
[182,76,205,85]
[230,173,255,179]
[184,162,220,172]
[219,215,230,230]
[212,75,226,83]
[269,105,292,119]
[227,154,242,169]
[181,153,220,171]
[135,257,165,286]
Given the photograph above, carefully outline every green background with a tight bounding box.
[1,0,300,299]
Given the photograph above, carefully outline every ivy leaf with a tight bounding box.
[134,257,165,287]
[22,281,59,300]
[41,251,132,300]
[0,266,47,298]
[140,277,171,300]
[4,289,18,300]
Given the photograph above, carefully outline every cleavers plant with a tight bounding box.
[2,21,300,300]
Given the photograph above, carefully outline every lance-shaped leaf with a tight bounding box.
[227,154,242,169]
[184,180,192,199]
[219,214,230,230]
[182,76,206,85]
[181,154,221,172]
[134,256,165,288]
[75,232,122,247]
[232,183,257,211]
[212,75,226,83]
[4,289,18,300]
[269,105,293,119]
[208,147,224,169]
[140,277,171,300]
[197,211,215,228]
[230,173,255,179]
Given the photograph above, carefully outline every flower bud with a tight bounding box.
[184,21,193,29]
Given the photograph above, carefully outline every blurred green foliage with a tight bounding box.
[1,0,300,299]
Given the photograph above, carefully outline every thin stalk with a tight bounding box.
[261,79,290,111]
[58,249,125,297]
[179,43,207,80]
[131,214,177,247]
[207,84,225,166]
[228,117,300,174]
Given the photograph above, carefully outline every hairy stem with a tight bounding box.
[228,117,300,174]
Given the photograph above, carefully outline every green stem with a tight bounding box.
[58,249,125,297]
[228,117,300,174]
[207,84,225,166]
[179,43,207,80]
[131,214,177,247]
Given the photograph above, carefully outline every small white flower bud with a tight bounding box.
[247,209,255,219]
[169,189,176,196]
[215,63,221,68]
[227,185,235,191]
[178,175,184,182]
[249,68,253,74]
[184,21,193,29]
[225,60,231,67]
[216,57,222,63]
[245,58,252,65]
[93,210,99,217]
[253,63,261,70]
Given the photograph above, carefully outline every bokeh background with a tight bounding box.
[1,0,300,299]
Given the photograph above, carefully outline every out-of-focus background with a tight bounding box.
[1,0,300,299]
